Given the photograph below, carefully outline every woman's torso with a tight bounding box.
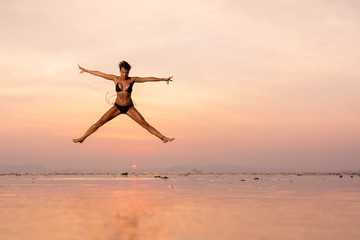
[114,76,135,106]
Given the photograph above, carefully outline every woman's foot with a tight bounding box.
[161,136,175,143]
[72,138,84,143]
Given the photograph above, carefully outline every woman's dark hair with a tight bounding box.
[119,61,131,70]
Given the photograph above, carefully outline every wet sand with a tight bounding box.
[0,173,359,240]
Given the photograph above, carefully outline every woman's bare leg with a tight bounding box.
[126,106,174,143]
[73,106,120,143]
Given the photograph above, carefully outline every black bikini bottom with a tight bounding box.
[114,102,133,114]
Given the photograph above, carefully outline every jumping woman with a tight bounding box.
[73,61,175,144]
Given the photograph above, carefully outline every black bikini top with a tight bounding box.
[116,81,134,93]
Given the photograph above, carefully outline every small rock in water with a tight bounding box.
[154,175,169,179]
[253,177,260,181]
[121,172,128,176]
[339,175,343,178]
[240,179,246,182]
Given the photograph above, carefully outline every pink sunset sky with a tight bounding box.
[1,0,359,172]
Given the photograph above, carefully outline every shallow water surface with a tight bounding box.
[0,173,359,240]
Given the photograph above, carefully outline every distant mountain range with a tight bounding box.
[0,164,51,172]
[163,164,297,173]
[0,164,358,173]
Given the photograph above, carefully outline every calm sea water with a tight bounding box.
[0,173,359,240]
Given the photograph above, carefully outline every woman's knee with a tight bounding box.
[95,119,106,128]
[140,121,150,128]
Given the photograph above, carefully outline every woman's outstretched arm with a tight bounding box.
[78,64,116,81]
[134,76,173,84]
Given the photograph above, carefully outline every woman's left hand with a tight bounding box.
[165,76,173,84]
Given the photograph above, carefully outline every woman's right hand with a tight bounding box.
[78,64,86,74]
